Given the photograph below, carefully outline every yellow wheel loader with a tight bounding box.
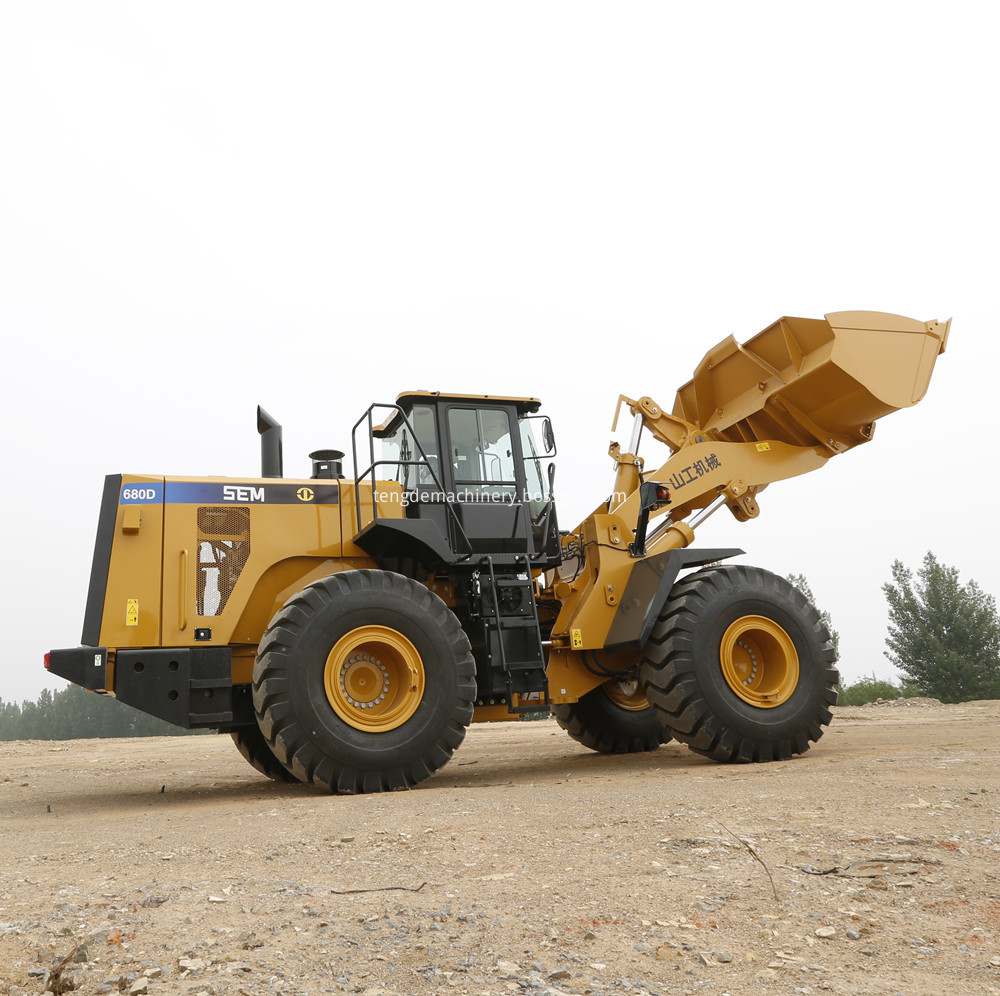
[46,311,949,793]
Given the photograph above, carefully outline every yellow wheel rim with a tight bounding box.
[324,625,425,732]
[602,677,650,712]
[720,615,799,708]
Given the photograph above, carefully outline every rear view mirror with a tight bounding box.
[542,418,556,455]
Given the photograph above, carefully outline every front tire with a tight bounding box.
[639,565,838,762]
[253,570,476,793]
[552,678,671,754]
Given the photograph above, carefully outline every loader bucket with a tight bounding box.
[672,311,950,451]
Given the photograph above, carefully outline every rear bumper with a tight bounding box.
[46,646,109,691]
[45,645,254,730]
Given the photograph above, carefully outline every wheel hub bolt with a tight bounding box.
[737,640,759,686]
[339,653,393,709]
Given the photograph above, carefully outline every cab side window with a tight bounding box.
[380,404,438,490]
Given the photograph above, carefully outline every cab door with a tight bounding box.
[443,405,530,554]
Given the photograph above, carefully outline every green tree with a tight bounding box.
[786,573,840,659]
[0,684,206,741]
[0,698,21,737]
[883,552,1000,703]
[17,699,43,740]
[836,675,903,706]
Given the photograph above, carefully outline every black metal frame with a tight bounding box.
[351,399,561,570]
[351,402,475,558]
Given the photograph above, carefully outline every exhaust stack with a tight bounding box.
[257,406,283,478]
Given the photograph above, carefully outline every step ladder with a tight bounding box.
[479,555,549,714]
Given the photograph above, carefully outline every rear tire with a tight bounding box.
[231,726,299,782]
[253,570,476,793]
[639,565,838,762]
[552,678,671,754]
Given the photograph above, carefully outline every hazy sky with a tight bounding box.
[3,3,996,704]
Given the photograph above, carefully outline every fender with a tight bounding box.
[603,547,744,653]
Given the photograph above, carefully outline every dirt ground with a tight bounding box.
[2,700,999,996]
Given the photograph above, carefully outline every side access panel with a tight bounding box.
[159,478,345,648]
[87,475,165,650]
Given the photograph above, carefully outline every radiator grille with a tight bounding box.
[196,507,250,616]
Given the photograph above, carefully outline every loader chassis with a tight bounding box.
[46,311,949,793]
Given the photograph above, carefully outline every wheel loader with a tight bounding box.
[46,310,949,793]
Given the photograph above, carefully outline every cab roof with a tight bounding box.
[373,391,542,436]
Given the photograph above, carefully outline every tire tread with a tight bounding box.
[640,564,839,764]
[252,569,475,793]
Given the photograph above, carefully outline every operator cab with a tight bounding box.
[353,392,560,573]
